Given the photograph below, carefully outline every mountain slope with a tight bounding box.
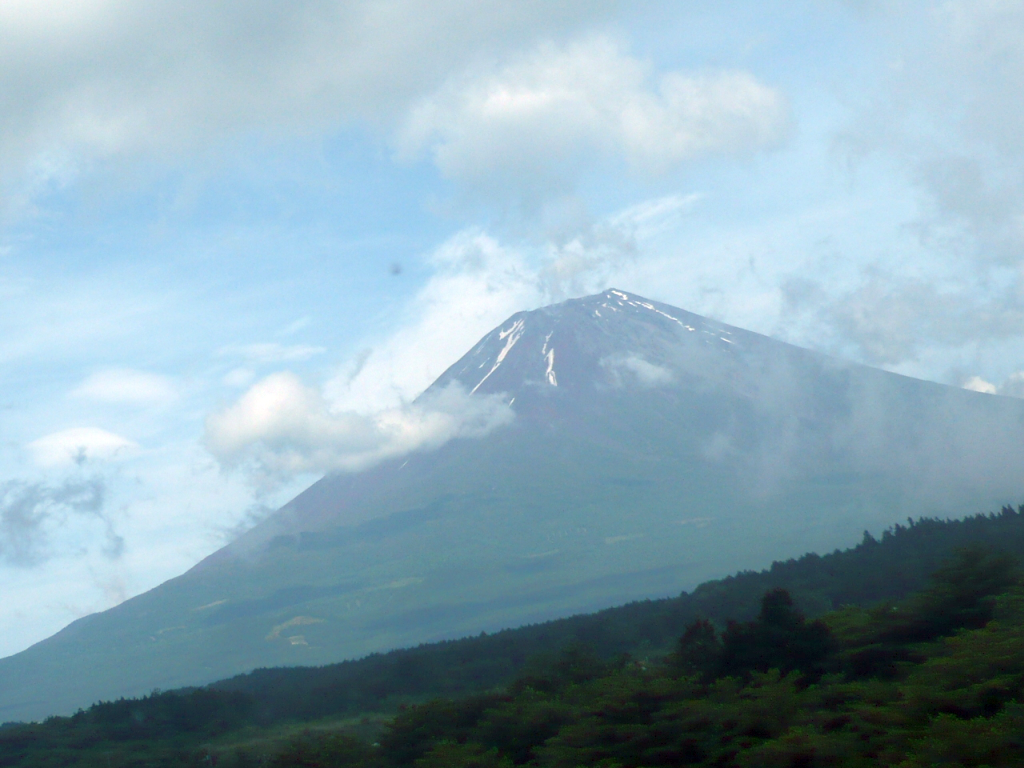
[2,289,1024,722]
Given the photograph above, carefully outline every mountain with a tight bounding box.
[3,289,1024,722]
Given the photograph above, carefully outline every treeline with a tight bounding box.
[2,504,1024,765]
[295,544,1023,767]
[210,503,1024,721]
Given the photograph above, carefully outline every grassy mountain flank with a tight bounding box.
[3,504,1024,766]
[334,548,1024,768]
[9,291,1024,723]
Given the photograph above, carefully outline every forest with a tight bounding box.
[3,504,1024,766]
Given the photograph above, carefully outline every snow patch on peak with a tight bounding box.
[472,319,525,394]
[545,348,558,387]
[499,318,525,340]
[540,332,558,386]
[626,297,688,329]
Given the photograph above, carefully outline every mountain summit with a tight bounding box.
[429,288,733,396]
[3,290,1024,721]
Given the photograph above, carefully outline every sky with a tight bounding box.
[3,0,1024,658]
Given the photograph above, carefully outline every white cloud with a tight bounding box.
[601,355,674,388]
[28,427,138,468]
[325,231,544,413]
[609,193,702,238]
[317,191,704,421]
[0,439,269,657]
[325,194,694,415]
[223,368,256,388]
[71,369,177,404]
[204,373,513,484]
[0,0,613,206]
[964,371,1024,398]
[999,371,1024,398]
[397,37,788,206]
[0,477,110,567]
[808,2,1024,369]
[536,193,701,298]
[963,376,997,395]
[218,343,326,365]
[277,317,311,337]
[894,1,1024,265]
[785,270,996,366]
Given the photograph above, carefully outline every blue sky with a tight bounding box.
[3,0,1024,657]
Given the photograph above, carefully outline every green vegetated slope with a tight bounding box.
[7,291,1024,722]
[5,505,1024,766]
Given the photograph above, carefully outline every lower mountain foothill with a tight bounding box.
[8,291,1024,723]
[5,504,1024,766]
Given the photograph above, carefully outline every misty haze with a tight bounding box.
[4,3,1024,766]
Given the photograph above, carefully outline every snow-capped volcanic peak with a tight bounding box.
[428,289,744,400]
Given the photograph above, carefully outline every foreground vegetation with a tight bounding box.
[5,505,1024,766]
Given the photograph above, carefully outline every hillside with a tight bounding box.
[2,506,1024,765]
[4,290,1024,721]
